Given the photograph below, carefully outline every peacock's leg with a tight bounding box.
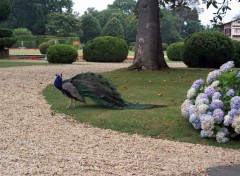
[67,99,73,109]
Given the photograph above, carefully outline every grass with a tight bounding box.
[43,68,240,149]
[10,48,41,55]
[0,60,48,67]
[9,49,136,57]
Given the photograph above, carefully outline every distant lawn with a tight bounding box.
[9,48,41,55]
[43,68,240,149]
[0,60,48,68]
[9,49,136,57]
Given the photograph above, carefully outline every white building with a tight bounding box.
[219,19,240,41]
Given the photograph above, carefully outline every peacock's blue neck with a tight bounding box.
[54,76,63,91]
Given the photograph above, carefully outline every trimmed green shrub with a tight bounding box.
[162,43,168,51]
[47,44,78,64]
[44,37,57,42]
[83,36,128,62]
[0,37,17,48]
[232,40,240,67]
[57,39,66,44]
[48,39,59,45]
[0,28,12,37]
[39,42,52,54]
[65,37,80,45]
[182,31,235,68]
[166,42,184,61]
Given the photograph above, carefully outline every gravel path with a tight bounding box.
[0,62,240,175]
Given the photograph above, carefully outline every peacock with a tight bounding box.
[54,72,167,109]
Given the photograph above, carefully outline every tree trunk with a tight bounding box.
[128,0,169,70]
[0,48,9,59]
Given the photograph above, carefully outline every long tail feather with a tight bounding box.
[70,72,167,109]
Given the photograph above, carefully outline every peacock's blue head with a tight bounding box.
[54,74,63,90]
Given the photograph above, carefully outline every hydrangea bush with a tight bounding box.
[181,61,240,143]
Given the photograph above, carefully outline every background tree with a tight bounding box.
[160,9,181,44]
[175,0,201,33]
[0,0,16,58]
[181,20,203,37]
[102,17,125,39]
[45,13,82,37]
[108,0,137,15]
[80,14,101,43]
[4,0,74,34]
[125,16,137,44]
[0,0,11,23]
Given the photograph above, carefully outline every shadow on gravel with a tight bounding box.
[206,164,240,176]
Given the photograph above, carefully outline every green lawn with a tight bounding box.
[0,60,48,67]
[9,48,41,55]
[9,49,136,57]
[43,68,240,149]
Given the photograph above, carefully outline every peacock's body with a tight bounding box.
[54,72,166,109]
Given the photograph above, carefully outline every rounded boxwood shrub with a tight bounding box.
[83,36,128,62]
[47,44,78,64]
[232,40,240,67]
[0,37,17,48]
[39,42,52,54]
[182,31,235,68]
[166,42,184,61]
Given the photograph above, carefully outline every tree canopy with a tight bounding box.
[102,17,125,39]
[45,13,82,37]
[4,0,73,34]
[108,0,137,15]
[0,0,11,23]
[80,14,101,43]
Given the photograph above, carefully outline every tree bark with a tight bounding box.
[128,0,169,70]
[0,48,9,59]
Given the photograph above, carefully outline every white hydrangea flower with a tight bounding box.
[201,115,214,131]
[211,81,219,88]
[205,130,215,138]
[196,104,208,116]
[224,115,233,126]
[201,130,215,138]
[181,99,193,118]
[216,131,229,143]
[232,115,240,134]
[187,88,197,99]
[195,98,209,106]
[206,70,221,85]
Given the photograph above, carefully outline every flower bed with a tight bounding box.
[181,61,240,143]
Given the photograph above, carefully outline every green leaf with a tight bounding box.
[212,2,218,9]
[207,1,212,9]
